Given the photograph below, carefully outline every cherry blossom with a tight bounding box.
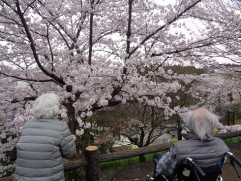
[0,0,241,176]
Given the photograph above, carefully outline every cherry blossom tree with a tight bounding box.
[0,0,241,176]
[93,66,206,148]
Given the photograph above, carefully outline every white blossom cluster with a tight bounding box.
[217,123,241,133]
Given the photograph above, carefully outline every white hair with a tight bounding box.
[185,107,219,141]
[32,93,60,119]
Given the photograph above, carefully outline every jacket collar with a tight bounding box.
[182,132,214,142]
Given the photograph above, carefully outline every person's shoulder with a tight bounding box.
[173,139,189,147]
[23,118,37,125]
[213,137,229,148]
[213,137,225,142]
[25,118,67,128]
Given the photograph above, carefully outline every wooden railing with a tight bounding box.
[1,130,241,181]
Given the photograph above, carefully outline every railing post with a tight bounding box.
[85,146,99,181]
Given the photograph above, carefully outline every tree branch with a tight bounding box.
[11,96,37,103]
[88,3,94,65]
[123,0,133,75]
[128,0,202,59]
[15,0,65,86]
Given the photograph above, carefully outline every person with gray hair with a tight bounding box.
[155,107,229,180]
[14,93,76,181]
[32,93,61,119]
[185,107,220,141]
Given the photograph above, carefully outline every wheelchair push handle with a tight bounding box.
[185,157,206,177]
[233,156,241,167]
[224,152,241,178]
[226,152,241,167]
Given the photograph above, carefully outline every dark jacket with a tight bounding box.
[14,118,76,181]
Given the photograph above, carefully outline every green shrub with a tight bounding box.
[224,136,241,144]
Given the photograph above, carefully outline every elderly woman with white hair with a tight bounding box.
[14,93,76,181]
[155,107,229,180]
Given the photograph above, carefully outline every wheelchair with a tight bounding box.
[146,152,241,181]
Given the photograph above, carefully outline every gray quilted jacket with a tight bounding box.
[14,118,76,181]
[175,133,229,167]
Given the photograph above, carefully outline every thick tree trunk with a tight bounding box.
[177,126,182,140]
[176,116,183,141]
[65,103,77,134]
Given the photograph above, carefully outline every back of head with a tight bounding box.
[33,93,60,119]
[185,107,219,141]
